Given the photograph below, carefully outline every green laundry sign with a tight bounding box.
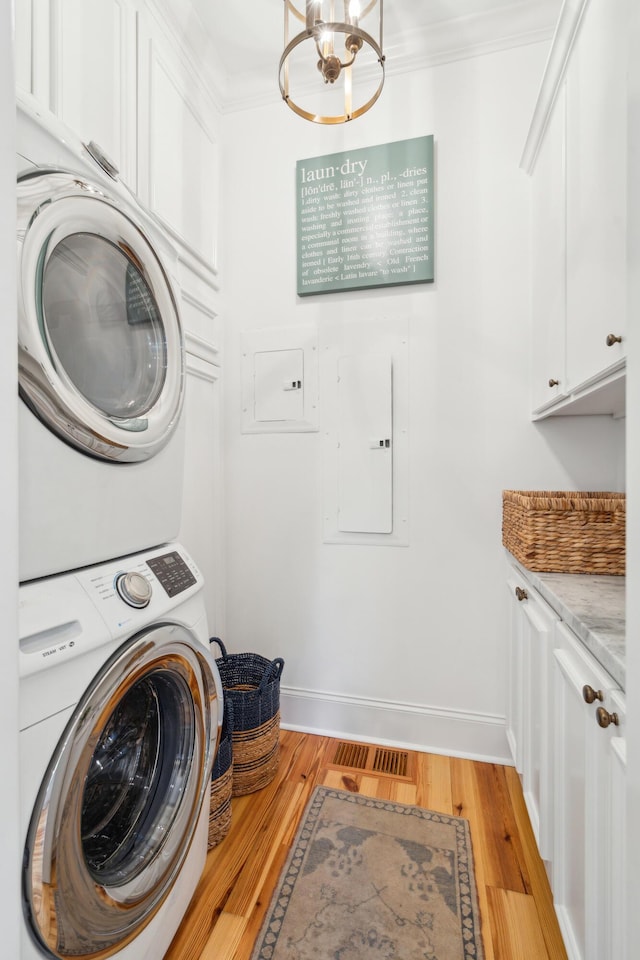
[296,135,434,296]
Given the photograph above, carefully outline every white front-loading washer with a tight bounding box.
[19,542,223,960]
[17,93,187,582]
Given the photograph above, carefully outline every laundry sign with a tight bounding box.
[296,135,434,296]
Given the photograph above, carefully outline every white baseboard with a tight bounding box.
[280,686,512,765]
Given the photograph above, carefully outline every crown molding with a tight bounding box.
[520,0,589,173]
[150,0,561,118]
[219,1,560,115]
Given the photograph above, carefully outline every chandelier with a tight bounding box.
[279,1,385,124]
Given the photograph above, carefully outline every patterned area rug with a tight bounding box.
[251,786,485,960]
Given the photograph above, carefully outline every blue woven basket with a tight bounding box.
[210,638,284,729]
[210,638,284,795]
[208,698,233,849]
[211,697,233,781]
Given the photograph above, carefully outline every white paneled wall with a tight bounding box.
[137,3,220,271]
[178,275,224,635]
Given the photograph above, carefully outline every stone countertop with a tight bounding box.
[511,557,626,691]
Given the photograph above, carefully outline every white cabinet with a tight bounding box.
[564,0,627,393]
[50,0,138,189]
[530,83,567,413]
[553,624,626,960]
[14,0,137,187]
[505,564,558,862]
[523,0,629,419]
[14,0,221,273]
[15,0,51,105]
[607,689,627,960]
[506,563,627,960]
[14,0,34,97]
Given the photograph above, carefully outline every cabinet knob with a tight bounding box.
[548,378,559,387]
[606,333,622,347]
[515,586,528,602]
[582,684,604,704]
[596,706,620,728]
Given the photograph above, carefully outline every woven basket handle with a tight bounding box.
[209,637,228,659]
[258,657,285,692]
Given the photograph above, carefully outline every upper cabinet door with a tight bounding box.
[15,0,33,97]
[15,0,52,107]
[565,0,627,391]
[530,83,567,414]
[137,6,220,276]
[51,0,137,189]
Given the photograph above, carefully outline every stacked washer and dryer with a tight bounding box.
[16,94,223,960]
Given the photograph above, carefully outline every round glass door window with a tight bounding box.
[81,668,194,887]
[17,170,184,461]
[42,233,167,421]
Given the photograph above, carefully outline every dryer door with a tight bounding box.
[23,623,222,960]
[17,169,184,461]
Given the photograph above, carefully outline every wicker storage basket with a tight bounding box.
[502,490,625,575]
[208,699,233,850]
[210,638,284,796]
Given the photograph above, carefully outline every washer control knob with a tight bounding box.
[116,571,152,608]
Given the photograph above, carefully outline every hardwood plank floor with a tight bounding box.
[165,730,567,960]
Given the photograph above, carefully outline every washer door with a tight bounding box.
[23,624,221,960]
[17,169,184,461]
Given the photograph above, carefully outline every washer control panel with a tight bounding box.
[71,543,202,637]
[147,550,197,597]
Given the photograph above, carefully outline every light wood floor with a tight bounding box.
[165,730,568,960]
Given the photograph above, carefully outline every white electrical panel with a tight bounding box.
[337,355,393,534]
[241,324,319,433]
[321,317,409,547]
[254,349,304,422]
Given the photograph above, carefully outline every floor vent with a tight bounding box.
[372,748,409,777]
[331,741,412,778]
[332,741,370,770]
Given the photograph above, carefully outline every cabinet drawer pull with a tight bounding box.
[515,586,528,602]
[596,706,619,728]
[548,378,559,387]
[582,684,604,704]
[606,333,622,347]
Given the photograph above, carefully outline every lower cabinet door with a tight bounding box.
[505,565,558,863]
[553,624,625,960]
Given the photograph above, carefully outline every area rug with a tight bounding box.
[251,786,484,960]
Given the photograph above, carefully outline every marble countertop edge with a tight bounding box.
[507,552,626,691]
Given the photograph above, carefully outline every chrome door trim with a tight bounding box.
[23,624,221,960]
[17,168,184,462]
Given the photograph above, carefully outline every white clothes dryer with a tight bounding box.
[17,94,187,582]
[19,542,222,960]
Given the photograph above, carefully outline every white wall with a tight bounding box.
[0,0,21,951]
[221,43,625,761]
